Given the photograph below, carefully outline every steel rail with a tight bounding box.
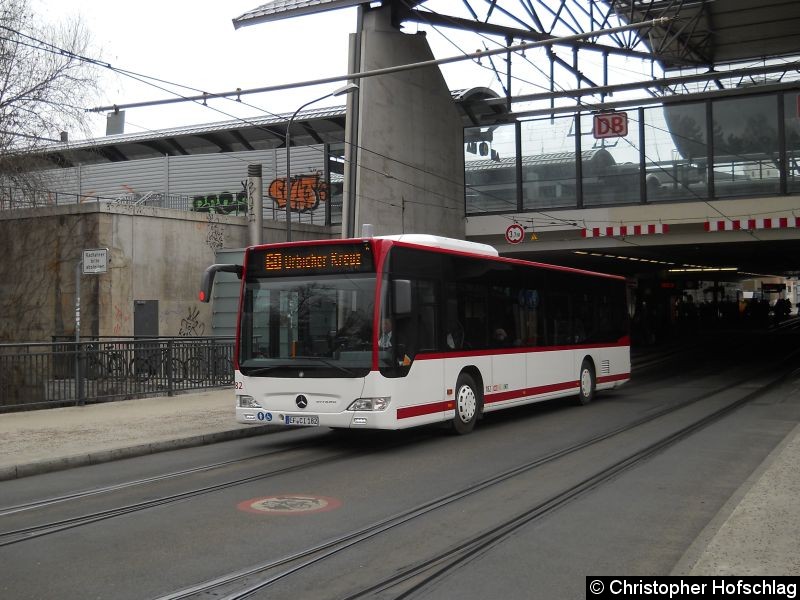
[153,349,794,599]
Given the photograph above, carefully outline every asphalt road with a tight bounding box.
[1,329,798,600]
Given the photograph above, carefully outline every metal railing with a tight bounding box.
[0,337,234,412]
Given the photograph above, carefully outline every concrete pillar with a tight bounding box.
[352,5,465,239]
[247,163,263,246]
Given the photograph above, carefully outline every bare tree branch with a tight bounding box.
[0,0,100,204]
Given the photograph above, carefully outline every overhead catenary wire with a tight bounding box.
[7,11,670,221]
[85,17,672,113]
[6,9,790,275]
[5,21,517,215]
[416,9,742,228]
[7,14,746,233]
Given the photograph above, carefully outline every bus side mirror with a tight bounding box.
[393,279,412,315]
[199,263,242,303]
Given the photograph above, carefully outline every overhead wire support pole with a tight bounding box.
[75,259,84,406]
[88,17,672,114]
[285,84,358,242]
[506,36,512,114]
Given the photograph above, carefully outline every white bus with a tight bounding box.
[200,234,630,434]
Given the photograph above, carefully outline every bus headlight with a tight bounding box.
[347,397,391,411]
[238,395,262,409]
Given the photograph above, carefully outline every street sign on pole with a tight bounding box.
[82,248,109,274]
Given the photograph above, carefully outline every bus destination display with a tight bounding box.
[250,243,374,277]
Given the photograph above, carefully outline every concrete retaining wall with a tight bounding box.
[0,202,334,342]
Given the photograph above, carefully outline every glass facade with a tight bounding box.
[520,116,577,211]
[465,90,798,215]
[646,103,708,202]
[581,111,641,207]
[327,142,345,226]
[713,95,780,197]
[464,123,518,213]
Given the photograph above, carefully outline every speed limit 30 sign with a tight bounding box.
[505,224,524,244]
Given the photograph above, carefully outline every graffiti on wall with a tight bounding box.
[205,211,224,250]
[113,304,132,336]
[179,306,206,337]
[268,173,329,213]
[190,174,330,215]
[192,180,248,214]
[245,178,257,225]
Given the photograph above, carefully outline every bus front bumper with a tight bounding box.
[236,407,400,430]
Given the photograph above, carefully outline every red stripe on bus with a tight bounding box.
[598,373,630,384]
[397,401,454,420]
[416,342,629,361]
[396,373,630,420]
[485,380,578,405]
[484,389,526,403]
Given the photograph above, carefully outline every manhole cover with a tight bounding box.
[237,495,342,515]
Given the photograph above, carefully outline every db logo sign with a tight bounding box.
[505,224,524,244]
[593,112,628,139]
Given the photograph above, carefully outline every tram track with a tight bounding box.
[0,452,356,547]
[0,426,443,548]
[0,441,321,518]
[0,337,709,521]
[348,371,792,600]
[151,351,798,600]
[0,424,441,547]
[0,428,430,519]
[1,340,792,573]
[0,349,693,542]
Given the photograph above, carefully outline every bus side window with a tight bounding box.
[443,290,463,350]
[394,314,414,357]
[549,292,571,346]
[417,305,436,351]
[464,317,486,349]
[416,280,438,352]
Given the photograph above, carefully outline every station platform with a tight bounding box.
[0,389,797,575]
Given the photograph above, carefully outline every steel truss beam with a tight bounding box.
[490,61,800,106]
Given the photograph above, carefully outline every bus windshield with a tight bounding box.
[238,274,376,378]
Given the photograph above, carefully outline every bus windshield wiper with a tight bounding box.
[240,365,282,376]
[242,359,359,377]
[293,356,358,376]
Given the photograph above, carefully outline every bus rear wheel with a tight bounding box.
[452,373,481,435]
[577,359,596,405]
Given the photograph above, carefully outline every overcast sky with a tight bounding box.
[31,0,658,142]
[32,0,499,140]
[33,0,361,138]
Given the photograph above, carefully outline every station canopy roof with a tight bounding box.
[42,88,504,166]
[611,0,800,69]
[43,105,348,166]
[234,0,800,70]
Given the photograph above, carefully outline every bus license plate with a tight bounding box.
[285,415,319,426]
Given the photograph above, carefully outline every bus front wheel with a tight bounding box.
[452,373,481,434]
[577,359,596,405]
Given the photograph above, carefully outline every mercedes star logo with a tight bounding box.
[295,395,308,409]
